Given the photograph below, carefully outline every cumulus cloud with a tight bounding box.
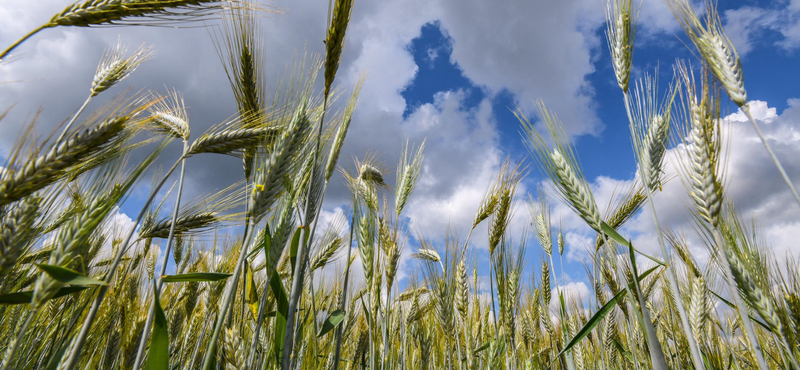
[550,281,591,312]
[723,1,800,56]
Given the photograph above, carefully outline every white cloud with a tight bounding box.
[435,0,605,136]
[550,281,591,312]
[722,2,800,56]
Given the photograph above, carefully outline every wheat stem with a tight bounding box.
[57,96,93,143]
[60,154,184,370]
[131,140,189,370]
[0,24,49,61]
[200,219,256,370]
[282,94,328,370]
[332,201,357,370]
[489,260,499,337]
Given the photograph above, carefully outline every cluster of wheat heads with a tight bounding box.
[2,0,800,369]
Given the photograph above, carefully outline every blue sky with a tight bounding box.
[2,0,800,303]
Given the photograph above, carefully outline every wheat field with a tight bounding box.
[0,0,798,369]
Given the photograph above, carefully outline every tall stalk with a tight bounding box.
[131,140,189,370]
[332,211,356,370]
[60,154,185,370]
[281,94,328,369]
[200,219,257,370]
[57,97,92,143]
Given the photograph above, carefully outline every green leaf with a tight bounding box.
[600,222,666,266]
[248,227,271,260]
[146,282,169,370]
[160,272,232,283]
[0,286,88,305]
[318,309,346,337]
[612,338,634,363]
[36,264,107,286]
[552,265,660,362]
[474,342,491,354]
[270,270,288,363]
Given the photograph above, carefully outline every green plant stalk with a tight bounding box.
[629,255,668,369]
[452,305,463,370]
[243,178,272,370]
[461,226,474,256]
[616,239,666,369]
[550,256,575,370]
[741,105,800,208]
[59,155,184,370]
[187,317,210,370]
[131,140,189,370]
[0,24,49,61]
[200,218,256,370]
[332,211,356,370]
[57,96,93,143]
[712,228,769,370]
[642,185,705,368]
[489,260,499,337]
[622,90,706,370]
[381,284,390,370]
[282,94,329,369]
[244,252,271,370]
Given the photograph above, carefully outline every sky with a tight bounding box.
[2,0,800,303]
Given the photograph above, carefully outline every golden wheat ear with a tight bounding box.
[0,0,261,61]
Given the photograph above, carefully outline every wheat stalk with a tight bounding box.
[0,115,131,207]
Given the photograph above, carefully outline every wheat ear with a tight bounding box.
[0,1,250,61]
[668,0,800,208]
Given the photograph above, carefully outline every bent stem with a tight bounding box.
[200,219,257,370]
[332,212,356,370]
[741,104,800,208]
[0,24,50,61]
[282,94,329,369]
[59,155,185,370]
[131,140,189,370]
[57,96,92,143]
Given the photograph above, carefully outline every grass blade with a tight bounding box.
[146,282,169,370]
[0,286,88,305]
[36,264,107,286]
[160,272,232,282]
[318,309,346,337]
